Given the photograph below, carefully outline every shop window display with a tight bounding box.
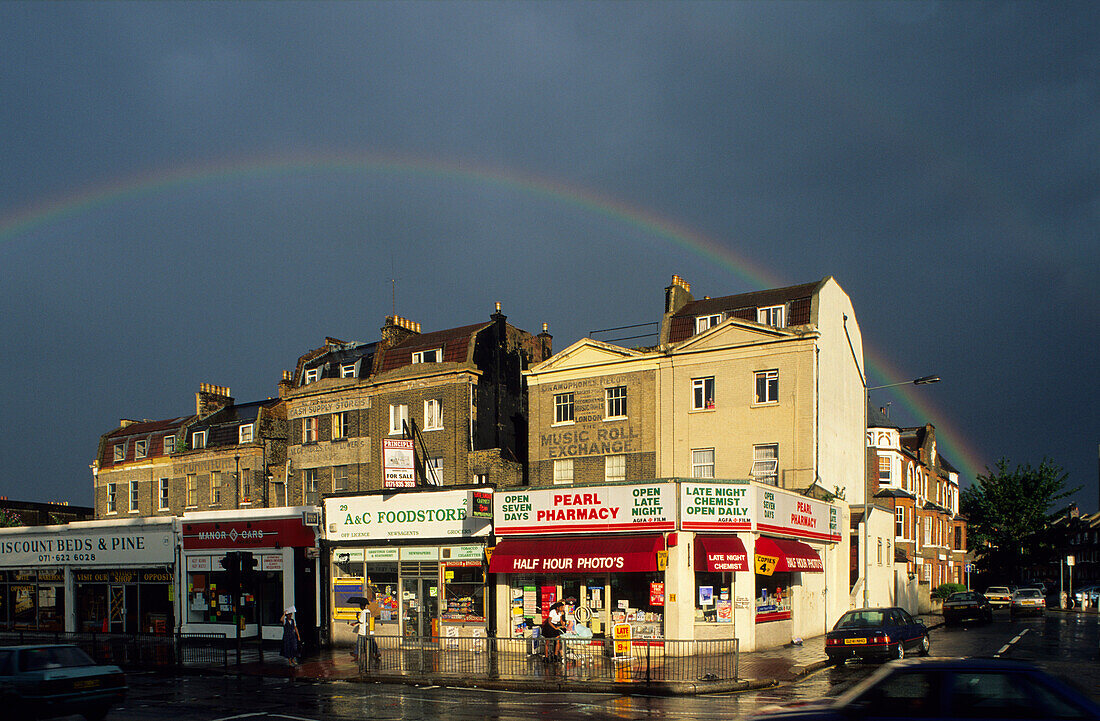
[609,573,663,639]
[695,571,733,623]
[441,564,485,622]
[754,572,792,622]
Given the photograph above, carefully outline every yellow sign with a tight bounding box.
[484,546,495,565]
[656,550,668,571]
[612,622,632,656]
[755,554,779,576]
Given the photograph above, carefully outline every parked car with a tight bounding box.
[0,644,126,721]
[754,657,1100,720]
[1074,584,1100,608]
[1011,588,1046,617]
[824,607,930,664]
[941,590,993,626]
[984,586,1012,607]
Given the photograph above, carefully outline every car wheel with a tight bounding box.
[894,642,905,660]
[919,635,931,656]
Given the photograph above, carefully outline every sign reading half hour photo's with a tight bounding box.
[382,439,415,488]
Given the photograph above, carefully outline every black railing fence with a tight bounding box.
[356,635,739,683]
[0,630,227,669]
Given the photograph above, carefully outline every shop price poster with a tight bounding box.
[523,586,536,615]
[716,600,732,622]
[699,585,714,606]
[649,582,665,606]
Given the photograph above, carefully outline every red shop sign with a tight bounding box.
[182,518,316,549]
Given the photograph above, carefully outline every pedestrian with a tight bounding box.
[542,601,566,661]
[280,606,300,667]
[353,598,381,671]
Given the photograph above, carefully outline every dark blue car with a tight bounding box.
[756,658,1100,720]
[825,607,930,664]
[0,644,126,721]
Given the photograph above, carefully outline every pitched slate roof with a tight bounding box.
[377,321,489,373]
[868,403,901,429]
[667,279,823,344]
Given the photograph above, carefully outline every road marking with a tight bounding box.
[209,714,267,721]
[994,628,1029,657]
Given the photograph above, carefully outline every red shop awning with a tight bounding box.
[488,535,665,574]
[754,537,823,573]
[694,535,749,572]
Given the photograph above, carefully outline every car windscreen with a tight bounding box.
[836,610,886,628]
[19,646,97,672]
[1016,590,1041,598]
[948,593,978,602]
[986,588,1009,594]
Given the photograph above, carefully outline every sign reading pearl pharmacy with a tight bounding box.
[755,487,841,542]
[680,482,752,531]
[495,483,675,535]
[325,489,492,541]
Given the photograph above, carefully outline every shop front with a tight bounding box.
[180,507,319,644]
[323,487,493,646]
[491,482,675,639]
[0,518,178,634]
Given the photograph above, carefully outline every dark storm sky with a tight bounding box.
[1,2,1096,509]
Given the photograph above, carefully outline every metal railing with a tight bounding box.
[0,630,227,670]
[356,634,739,684]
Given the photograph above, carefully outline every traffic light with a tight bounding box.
[219,551,241,574]
[239,551,258,579]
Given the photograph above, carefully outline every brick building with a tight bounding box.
[280,306,551,502]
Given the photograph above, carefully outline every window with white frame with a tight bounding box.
[239,424,254,444]
[129,481,138,512]
[192,431,206,450]
[878,455,892,484]
[163,435,175,454]
[158,478,169,510]
[896,506,905,538]
[754,369,779,404]
[302,417,318,443]
[752,444,779,485]
[605,454,626,482]
[425,457,443,485]
[923,516,932,546]
[554,393,575,424]
[334,465,349,492]
[695,313,723,333]
[106,483,117,513]
[389,404,409,435]
[240,468,250,502]
[691,448,715,478]
[553,459,573,484]
[186,474,196,507]
[412,349,441,364]
[758,305,784,328]
[605,386,627,419]
[424,399,442,430]
[304,469,319,504]
[877,538,883,565]
[135,439,148,459]
[210,471,222,505]
[304,367,319,384]
[332,412,349,440]
[691,377,716,410]
[474,473,488,485]
[340,363,356,378]
[922,563,931,582]
[906,465,913,492]
[113,443,125,462]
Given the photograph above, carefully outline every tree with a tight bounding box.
[962,458,1077,584]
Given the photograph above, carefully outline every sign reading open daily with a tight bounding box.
[495,483,675,535]
[324,489,492,541]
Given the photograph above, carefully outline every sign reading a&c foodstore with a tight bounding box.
[494,483,675,535]
[324,489,492,542]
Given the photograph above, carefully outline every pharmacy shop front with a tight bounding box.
[490,483,675,640]
[323,488,493,646]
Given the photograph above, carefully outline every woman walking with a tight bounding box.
[280,606,301,667]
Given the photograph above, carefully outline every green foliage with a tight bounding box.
[0,509,23,527]
[962,457,1077,583]
[932,582,966,599]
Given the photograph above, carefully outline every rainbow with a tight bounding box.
[0,152,986,481]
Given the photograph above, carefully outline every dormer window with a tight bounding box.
[412,349,441,364]
[192,431,206,450]
[113,443,125,463]
[135,440,148,459]
[695,314,723,333]
[163,435,175,454]
[758,305,784,328]
[304,368,320,384]
[340,363,356,378]
[239,424,254,444]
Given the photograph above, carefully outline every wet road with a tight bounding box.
[86,611,1100,720]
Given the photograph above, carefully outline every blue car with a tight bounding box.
[756,658,1100,720]
[824,607,930,664]
[0,644,126,721]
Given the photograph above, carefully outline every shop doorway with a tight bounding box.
[400,563,438,638]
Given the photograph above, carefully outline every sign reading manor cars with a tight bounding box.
[495,483,675,535]
[325,489,493,542]
[182,517,316,549]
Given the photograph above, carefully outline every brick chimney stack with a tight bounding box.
[659,274,695,346]
[196,383,233,417]
[380,315,421,349]
[278,370,294,398]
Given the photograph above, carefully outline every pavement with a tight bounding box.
[182,612,958,695]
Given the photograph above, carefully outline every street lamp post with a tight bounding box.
[861,375,940,607]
